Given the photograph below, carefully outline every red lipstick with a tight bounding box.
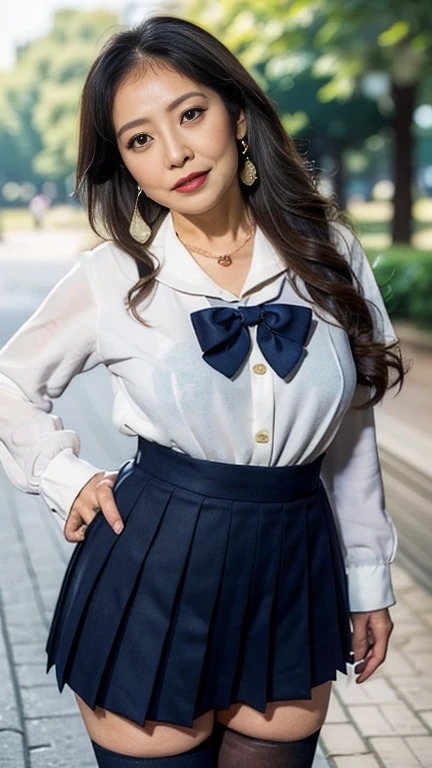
[172,170,211,192]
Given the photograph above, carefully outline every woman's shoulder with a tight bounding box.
[327,220,374,283]
[78,239,140,288]
[327,221,398,344]
[327,220,358,260]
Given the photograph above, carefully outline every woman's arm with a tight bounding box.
[320,386,398,612]
[0,252,105,531]
[322,224,400,613]
[330,221,399,347]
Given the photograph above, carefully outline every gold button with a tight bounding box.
[252,363,267,375]
[255,430,270,444]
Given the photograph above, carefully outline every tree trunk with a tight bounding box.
[391,81,417,244]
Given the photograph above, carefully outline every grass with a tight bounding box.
[366,245,432,270]
[347,199,432,251]
[0,205,88,231]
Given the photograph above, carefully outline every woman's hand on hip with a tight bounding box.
[350,608,394,683]
[63,470,123,542]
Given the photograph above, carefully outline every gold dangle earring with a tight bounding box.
[239,138,257,186]
[129,185,152,244]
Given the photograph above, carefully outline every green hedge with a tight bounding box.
[368,246,432,332]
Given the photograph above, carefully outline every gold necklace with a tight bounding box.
[175,213,255,267]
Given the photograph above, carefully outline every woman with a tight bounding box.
[0,13,406,768]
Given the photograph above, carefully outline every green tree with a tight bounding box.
[264,67,389,208]
[0,9,119,199]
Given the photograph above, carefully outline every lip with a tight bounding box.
[172,170,211,190]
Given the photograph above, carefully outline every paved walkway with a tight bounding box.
[321,562,432,767]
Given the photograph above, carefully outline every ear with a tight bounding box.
[236,109,247,141]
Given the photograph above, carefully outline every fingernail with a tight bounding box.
[114,521,123,534]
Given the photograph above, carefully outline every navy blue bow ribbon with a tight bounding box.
[190,302,312,378]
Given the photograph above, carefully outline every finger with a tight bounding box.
[95,471,118,490]
[356,624,393,683]
[63,513,87,543]
[96,483,124,534]
[95,478,115,492]
[355,646,381,683]
[351,618,369,663]
[353,645,373,676]
[353,625,374,673]
[63,502,99,542]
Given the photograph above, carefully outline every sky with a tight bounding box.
[0,0,171,71]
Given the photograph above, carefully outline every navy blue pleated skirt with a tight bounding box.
[45,436,354,729]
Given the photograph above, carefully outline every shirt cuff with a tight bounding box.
[39,447,103,530]
[347,563,397,612]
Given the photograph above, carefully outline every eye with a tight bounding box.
[182,107,206,123]
[125,107,206,151]
[126,133,148,150]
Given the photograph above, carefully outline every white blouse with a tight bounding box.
[0,211,399,612]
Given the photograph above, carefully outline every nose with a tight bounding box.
[162,129,193,169]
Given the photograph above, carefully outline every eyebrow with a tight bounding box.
[116,91,208,139]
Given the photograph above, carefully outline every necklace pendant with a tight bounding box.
[217,255,232,267]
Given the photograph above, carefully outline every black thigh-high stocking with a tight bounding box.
[213,722,322,768]
[90,733,215,767]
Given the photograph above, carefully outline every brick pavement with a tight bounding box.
[0,461,97,767]
[321,563,432,767]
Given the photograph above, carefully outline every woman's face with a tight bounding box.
[112,63,246,213]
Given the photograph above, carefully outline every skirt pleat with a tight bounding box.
[196,501,261,714]
[322,488,353,664]
[46,462,150,689]
[98,490,229,725]
[267,499,312,702]
[46,438,354,729]
[306,484,349,686]
[234,503,291,711]
[141,495,233,725]
[66,476,177,709]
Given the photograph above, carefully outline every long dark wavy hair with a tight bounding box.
[75,13,407,409]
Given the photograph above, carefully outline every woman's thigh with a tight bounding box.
[73,681,332,754]
[73,692,215,758]
[215,681,332,741]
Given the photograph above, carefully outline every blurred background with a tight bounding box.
[0,2,431,767]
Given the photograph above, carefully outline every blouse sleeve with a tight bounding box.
[320,226,399,612]
[0,252,105,532]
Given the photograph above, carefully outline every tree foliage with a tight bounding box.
[184,0,432,96]
[0,10,119,188]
